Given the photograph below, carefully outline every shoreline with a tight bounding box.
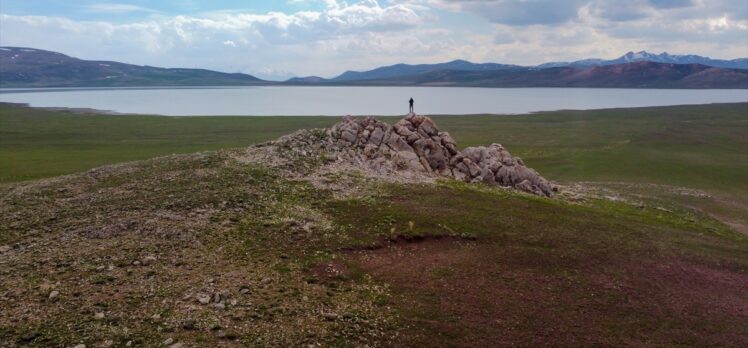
[0,102,128,115]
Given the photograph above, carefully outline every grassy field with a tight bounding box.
[0,104,335,183]
[437,103,748,195]
[2,102,748,346]
[3,102,747,231]
[2,103,747,195]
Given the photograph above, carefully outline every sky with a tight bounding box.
[0,0,746,80]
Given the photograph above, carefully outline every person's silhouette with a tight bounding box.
[409,97,414,113]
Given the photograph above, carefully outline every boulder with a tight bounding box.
[369,127,385,146]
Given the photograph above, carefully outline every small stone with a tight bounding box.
[163,338,174,346]
[213,302,226,310]
[142,255,157,265]
[107,265,115,271]
[322,312,339,321]
[48,290,59,299]
[260,277,272,285]
[169,344,183,348]
[229,299,238,306]
[96,265,105,271]
[73,344,86,348]
[125,341,132,347]
[152,313,161,320]
[197,294,210,305]
[132,260,141,266]
[239,287,250,295]
[103,340,114,347]
[94,312,105,320]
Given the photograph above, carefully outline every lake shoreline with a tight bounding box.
[0,102,127,116]
[2,101,748,118]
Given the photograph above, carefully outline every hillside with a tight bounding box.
[0,47,269,87]
[330,51,748,82]
[2,109,747,346]
[333,61,748,88]
[331,59,518,82]
[4,47,747,88]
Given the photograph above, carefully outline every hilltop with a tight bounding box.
[2,110,747,347]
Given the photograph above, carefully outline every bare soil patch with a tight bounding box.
[350,237,748,347]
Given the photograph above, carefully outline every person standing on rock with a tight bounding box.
[409,97,414,113]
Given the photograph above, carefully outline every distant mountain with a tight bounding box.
[332,59,518,82]
[538,51,748,70]
[0,47,269,87]
[285,76,330,84]
[536,59,606,69]
[1,47,746,89]
[329,62,748,89]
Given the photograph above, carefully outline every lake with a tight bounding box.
[1,86,746,116]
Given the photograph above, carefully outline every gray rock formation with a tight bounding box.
[321,113,556,196]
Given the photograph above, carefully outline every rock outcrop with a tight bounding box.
[320,113,556,196]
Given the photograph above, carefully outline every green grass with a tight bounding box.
[0,104,337,182]
[430,103,748,195]
[2,103,746,197]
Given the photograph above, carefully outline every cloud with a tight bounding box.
[84,3,158,14]
[435,0,711,24]
[0,0,745,79]
[442,0,586,26]
[0,1,433,78]
[648,0,695,9]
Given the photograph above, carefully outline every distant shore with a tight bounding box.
[0,102,126,115]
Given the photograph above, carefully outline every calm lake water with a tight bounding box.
[1,86,746,116]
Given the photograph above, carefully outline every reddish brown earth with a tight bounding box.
[349,238,748,347]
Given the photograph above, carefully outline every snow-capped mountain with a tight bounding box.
[540,51,748,69]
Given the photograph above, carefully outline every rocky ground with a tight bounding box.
[2,114,747,347]
[323,113,555,196]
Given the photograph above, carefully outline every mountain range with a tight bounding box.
[324,51,748,83]
[326,62,748,89]
[1,47,747,88]
[0,47,265,88]
[537,51,748,69]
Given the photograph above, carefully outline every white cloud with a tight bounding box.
[85,3,158,14]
